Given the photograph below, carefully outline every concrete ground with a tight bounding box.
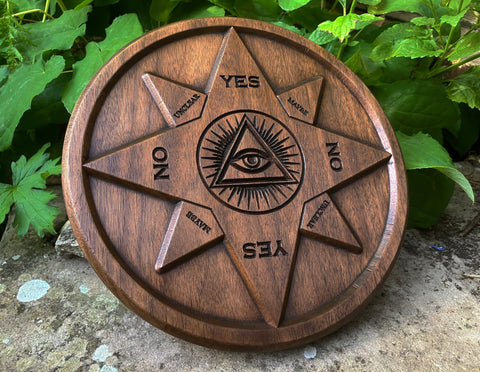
[1,163,479,372]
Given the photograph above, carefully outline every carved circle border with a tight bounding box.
[63,17,408,351]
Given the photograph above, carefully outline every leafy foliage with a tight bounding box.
[0,143,61,237]
[62,12,143,112]
[0,0,479,236]
[0,56,65,151]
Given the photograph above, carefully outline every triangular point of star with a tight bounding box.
[300,193,362,253]
[277,76,324,125]
[142,73,206,128]
[156,201,224,272]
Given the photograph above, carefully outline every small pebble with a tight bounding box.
[304,345,317,359]
[17,280,50,302]
[79,285,90,294]
[100,366,118,372]
[92,345,113,363]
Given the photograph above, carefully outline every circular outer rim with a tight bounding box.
[62,17,408,352]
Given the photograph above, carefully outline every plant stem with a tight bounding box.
[330,0,339,12]
[349,0,358,14]
[42,0,51,22]
[56,0,67,12]
[429,51,480,78]
[428,0,440,25]
[439,0,464,62]
[2,9,55,20]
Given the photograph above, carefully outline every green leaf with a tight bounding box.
[234,0,282,20]
[358,0,381,4]
[369,0,432,15]
[0,143,61,236]
[150,0,181,23]
[345,46,384,85]
[278,0,311,11]
[288,3,336,32]
[406,168,455,228]
[371,23,442,60]
[309,29,337,45]
[445,103,480,158]
[208,0,236,14]
[446,66,480,110]
[17,7,91,62]
[19,73,70,129]
[12,0,44,12]
[397,131,474,202]
[0,55,65,151]
[448,32,480,61]
[440,8,468,27]
[271,21,305,35]
[169,2,225,21]
[0,65,9,86]
[371,80,460,136]
[410,17,435,27]
[316,13,382,42]
[0,183,14,225]
[62,13,143,113]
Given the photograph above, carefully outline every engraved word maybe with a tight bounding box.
[243,240,287,259]
[186,211,211,233]
[287,97,308,116]
[327,142,343,171]
[174,93,201,119]
[307,200,330,229]
[152,147,169,180]
[220,75,260,88]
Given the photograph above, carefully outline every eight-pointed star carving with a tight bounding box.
[83,28,391,327]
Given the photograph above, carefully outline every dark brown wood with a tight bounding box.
[63,17,408,351]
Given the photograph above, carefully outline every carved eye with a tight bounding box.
[231,149,272,174]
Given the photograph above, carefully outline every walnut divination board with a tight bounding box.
[63,17,408,351]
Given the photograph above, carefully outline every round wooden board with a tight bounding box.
[63,17,408,351]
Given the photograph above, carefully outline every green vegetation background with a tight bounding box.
[1,0,479,237]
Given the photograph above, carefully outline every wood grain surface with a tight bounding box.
[63,17,408,351]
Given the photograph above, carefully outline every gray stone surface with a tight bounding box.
[1,167,480,371]
[55,221,84,258]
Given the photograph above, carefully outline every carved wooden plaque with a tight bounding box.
[63,17,408,351]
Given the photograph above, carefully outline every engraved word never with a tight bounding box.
[307,199,330,228]
[243,240,287,259]
[186,211,212,233]
[152,147,169,180]
[220,75,260,88]
[174,93,201,119]
[327,142,343,171]
[287,97,308,116]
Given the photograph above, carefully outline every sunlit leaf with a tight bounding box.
[397,131,474,202]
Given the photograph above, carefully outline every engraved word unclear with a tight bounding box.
[174,93,201,119]
[243,240,288,259]
[327,142,343,172]
[152,147,169,180]
[186,211,211,233]
[287,97,308,116]
[307,199,330,228]
[220,75,260,88]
